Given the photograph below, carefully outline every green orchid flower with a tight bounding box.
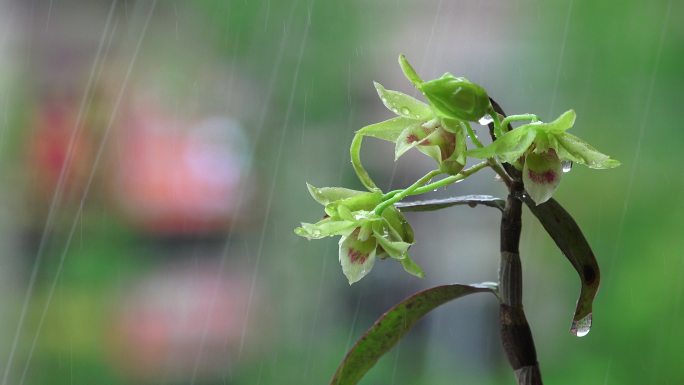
[295,184,423,284]
[467,109,621,204]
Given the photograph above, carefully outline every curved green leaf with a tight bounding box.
[330,283,497,385]
[394,195,505,212]
[524,197,600,336]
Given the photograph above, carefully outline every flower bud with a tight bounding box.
[420,74,489,121]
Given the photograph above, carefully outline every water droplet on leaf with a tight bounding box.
[570,313,592,337]
[400,107,410,115]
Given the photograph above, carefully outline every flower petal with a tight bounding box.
[399,256,425,278]
[339,229,378,284]
[373,82,433,120]
[295,218,357,239]
[394,121,434,160]
[467,124,536,164]
[554,133,621,169]
[306,184,366,206]
[372,227,411,259]
[543,109,576,134]
[523,149,563,205]
[357,116,418,143]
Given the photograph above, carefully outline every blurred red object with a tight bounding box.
[109,260,268,381]
[112,101,252,235]
[26,99,93,208]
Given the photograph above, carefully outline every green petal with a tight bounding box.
[554,133,621,169]
[358,116,418,142]
[373,82,433,120]
[543,109,576,134]
[339,230,378,284]
[467,124,536,164]
[398,54,423,88]
[306,183,365,205]
[372,228,411,260]
[399,255,425,278]
[295,219,357,239]
[380,207,414,243]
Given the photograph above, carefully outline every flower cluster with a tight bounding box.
[295,54,620,284]
[295,184,422,284]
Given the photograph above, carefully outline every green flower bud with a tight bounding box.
[420,73,490,121]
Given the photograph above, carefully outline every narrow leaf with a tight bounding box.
[394,195,506,212]
[524,197,600,336]
[330,283,497,385]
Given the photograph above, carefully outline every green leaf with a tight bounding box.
[419,73,489,121]
[467,125,536,163]
[339,230,378,284]
[373,82,433,120]
[394,195,505,212]
[524,197,600,336]
[307,184,366,205]
[330,283,497,385]
[398,54,423,88]
[357,117,417,142]
[554,133,621,169]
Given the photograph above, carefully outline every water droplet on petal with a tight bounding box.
[478,115,493,125]
[562,160,573,173]
[570,313,592,337]
[400,107,410,115]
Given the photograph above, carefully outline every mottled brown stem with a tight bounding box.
[489,100,544,385]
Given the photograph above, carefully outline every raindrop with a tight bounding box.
[400,107,410,116]
[570,313,592,337]
[562,160,573,173]
[478,115,493,125]
[391,108,399,114]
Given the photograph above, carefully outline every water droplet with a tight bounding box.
[562,160,573,173]
[570,313,592,337]
[400,107,410,115]
[381,97,388,104]
[478,115,493,125]
[391,108,399,114]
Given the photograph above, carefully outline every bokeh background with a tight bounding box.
[0,0,682,384]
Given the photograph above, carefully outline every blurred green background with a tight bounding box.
[0,0,681,384]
